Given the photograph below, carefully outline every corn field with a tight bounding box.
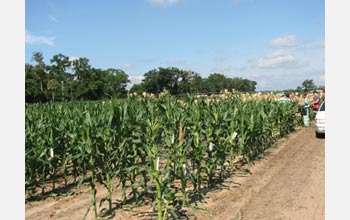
[25,93,301,219]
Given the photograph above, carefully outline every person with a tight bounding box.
[290,91,298,103]
[320,88,325,103]
[285,93,293,103]
[297,92,304,107]
[293,92,302,116]
[311,90,321,111]
[299,93,311,126]
[277,92,291,104]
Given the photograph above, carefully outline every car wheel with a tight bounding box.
[315,132,324,138]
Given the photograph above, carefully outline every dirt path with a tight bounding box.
[194,125,325,220]
[25,125,324,220]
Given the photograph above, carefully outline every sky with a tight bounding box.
[25,0,325,91]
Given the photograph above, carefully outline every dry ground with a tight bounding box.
[194,125,325,220]
[25,124,324,220]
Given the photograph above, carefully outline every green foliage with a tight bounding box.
[141,67,183,95]
[25,53,130,103]
[26,94,299,219]
[132,68,257,95]
[129,83,145,95]
[298,79,317,92]
[26,53,257,103]
[206,73,227,93]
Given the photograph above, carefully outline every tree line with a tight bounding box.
[25,52,257,103]
[25,52,129,103]
[129,67,257,95]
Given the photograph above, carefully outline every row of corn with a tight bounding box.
[25,93,301,219]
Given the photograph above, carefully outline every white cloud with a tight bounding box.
[126,75,144,90]
[48,15,58,23]
[129,75,144,81]
[128,75,144,85]
[256,50,296,68]
[122,64,132,69]
[25,31,55,46]
[269,35,297,47]
[147,0,180,7]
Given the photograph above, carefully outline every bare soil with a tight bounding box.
[194,125,325,220]
[25,125,324,220]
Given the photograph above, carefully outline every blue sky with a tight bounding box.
[25,0,325,91]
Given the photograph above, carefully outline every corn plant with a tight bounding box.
[26,92,301,219]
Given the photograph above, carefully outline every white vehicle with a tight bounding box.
[315,101,325,138]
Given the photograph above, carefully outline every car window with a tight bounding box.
[319,102,325,111]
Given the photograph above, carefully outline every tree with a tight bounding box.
[142,67,182,95]
[201,74,257,93]
[25,52,134,103]
[206,73,227,93]
[129,83,145,94]
[130,67,258,95]
[32,52,46,93]
[47,79,60,102]
[189,73,203,94]
[237,78,257,92]
[72,57,91,80]
[71,57,92,100]
[300,79,316,92]
[103,68,130,98]
[25,63,41,103]
[30,52,50,102]
[177,70,196,94]
[74,68,105,100]
[49,53,72,101]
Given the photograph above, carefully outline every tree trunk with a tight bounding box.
[61,81,64,101]
[52,91,55,102]
[70,83,73,101]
